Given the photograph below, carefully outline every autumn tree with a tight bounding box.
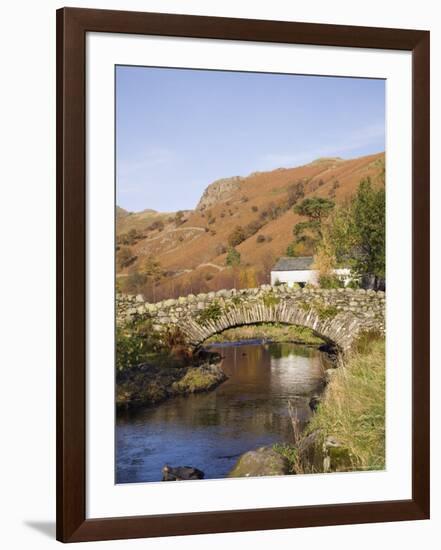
[117,246,136,269]
[315,178,385,289]
[239,266,258,289]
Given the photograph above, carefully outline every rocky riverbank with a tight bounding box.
[116,353,227,409]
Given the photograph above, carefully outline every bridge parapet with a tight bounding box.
[117,285,385,353]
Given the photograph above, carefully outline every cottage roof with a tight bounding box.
[271,256,315,272]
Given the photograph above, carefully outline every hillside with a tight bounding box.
[116,152,385,301]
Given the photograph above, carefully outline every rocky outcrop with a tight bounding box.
[228,447,290,478]
[196,176,243,211]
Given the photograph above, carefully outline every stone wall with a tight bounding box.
[116,285,385,353]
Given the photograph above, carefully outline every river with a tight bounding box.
[116,341,330,483]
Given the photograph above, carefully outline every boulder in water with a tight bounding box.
[228,447,290,478]
[162,464,205,481]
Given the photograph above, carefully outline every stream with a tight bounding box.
[116,341,330,483]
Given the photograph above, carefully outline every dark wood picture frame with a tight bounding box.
[56,7,430,543]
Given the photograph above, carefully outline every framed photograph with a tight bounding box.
[56,7,430,543]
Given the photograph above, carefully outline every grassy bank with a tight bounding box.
[205,323,324,346]
[305,334,385,472]
[274,333,385,473]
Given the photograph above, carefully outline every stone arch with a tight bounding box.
[177,302,369,353]
[116,286,385,355]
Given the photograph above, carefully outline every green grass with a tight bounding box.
[196,301,224,324]
[306,336,385,471]
[313,302,339,320]
[262,293,280,307]
[171,367,222,393]
[272,443,298,473]
[205,323,324,345]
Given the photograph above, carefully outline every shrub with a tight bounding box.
[256,234,266,243]
[116,317,160,372]
[161,325,187,349]
[287,181,305,207]
[251,205,259,212]
[244,218,264,238]
[117,246,136,269]
[117,228,144,245]
[225,247,241,266]
[174,211,185,226]
[286,242,298,257]
[228,226,246,247]
[313,302,339,320]
[231,294,244,306]
[116,326,145,372]
[197,301,223,324]
[121,271,147,294]
[148,219,164,232]
[318,274,344,289]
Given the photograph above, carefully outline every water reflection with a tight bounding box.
[116,342,329,483]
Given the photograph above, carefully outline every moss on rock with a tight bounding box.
[228,447,290,478]
[116,360,227,409]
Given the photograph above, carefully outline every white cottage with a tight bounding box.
[270,256,351,287]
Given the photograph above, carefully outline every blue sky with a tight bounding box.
[116,66,385,212]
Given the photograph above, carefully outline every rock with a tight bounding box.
[309,394,321,411]
[297,431,324,472]
[195,176,242,211]
[325,368,338,384]
[217,289,230,297]
[228,447,290,478]
[323,436,353,472]
[162,465,205,481]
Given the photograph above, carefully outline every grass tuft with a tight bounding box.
[306,337,385,471]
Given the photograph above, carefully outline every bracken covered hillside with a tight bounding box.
[116,152,385,301]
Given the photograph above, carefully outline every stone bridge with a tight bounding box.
[117,285,385,354]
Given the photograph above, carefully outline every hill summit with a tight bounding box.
[116,151,385,302]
